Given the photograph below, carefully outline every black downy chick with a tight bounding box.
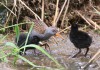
[69,23,92,57]
[15,33,40,55]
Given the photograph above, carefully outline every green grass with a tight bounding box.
[0,22,63,69]
[94,29,100,34]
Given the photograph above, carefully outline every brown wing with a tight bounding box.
[23,16,48,34]
[33,19,46,34]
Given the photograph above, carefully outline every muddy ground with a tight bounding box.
[0,30,100,70]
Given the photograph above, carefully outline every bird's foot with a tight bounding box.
[40,42,51,53]
[72,55,77,58]
[84,54,91,58]
[33,50,42,56]
[19,51,26,55]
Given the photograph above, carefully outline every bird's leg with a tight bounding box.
[40,43,51,52]
[19,51,23,55]
[44,43,50,52]
[19,48,25,55]
[33,49,38,56]
[84,47,89,57]
[72,49,81,58]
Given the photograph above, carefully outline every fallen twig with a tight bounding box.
[59,26,70,33]
[55,0,68,27]
[75,10,100,30]
[75,10,92,26]
[41,0,44,21]
[18,0,48,28]
[53,0,59,26]
[4,0,17,27]
[86,17,100,29]
[82,49,100,69]
[61,0,70,28]
[0,2,16,16]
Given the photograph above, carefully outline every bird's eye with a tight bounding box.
[52,29,57,33]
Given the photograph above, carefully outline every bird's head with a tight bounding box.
[45,26,58,35]
[70,22,79,31]
[45,26,64,39]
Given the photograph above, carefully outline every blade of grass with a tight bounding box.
[25,22,34,45]
[0,50,8,62]
[17,55,42,67]
[0,52,11,61]
[4,42,42,67]
[14,24,20,44]
[5,42,18,49]
[20,44,61,66]
[0,35,8,41]
[5,42,63,68]
[0,22,32,31]
[23,22,34,53]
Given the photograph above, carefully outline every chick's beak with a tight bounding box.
[55,32,64,39]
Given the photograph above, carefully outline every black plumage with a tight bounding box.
[15,33,40,55]
[69,23,92,57]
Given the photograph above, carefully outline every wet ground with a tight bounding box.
[0,30,100,70]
